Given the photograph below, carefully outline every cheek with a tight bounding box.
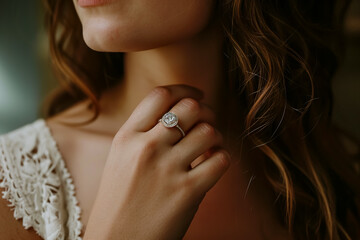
[77,0,216,52]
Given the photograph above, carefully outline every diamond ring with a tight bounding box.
[159,112,185,137]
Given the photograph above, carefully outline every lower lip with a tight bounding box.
[78,0,113,7]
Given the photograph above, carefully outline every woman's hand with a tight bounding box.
[83,85,231,240]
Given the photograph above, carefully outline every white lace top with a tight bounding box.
[0,119,83,240]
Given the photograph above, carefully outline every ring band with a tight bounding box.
[159,112,185,137]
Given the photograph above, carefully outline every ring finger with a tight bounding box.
[150,98,216,145]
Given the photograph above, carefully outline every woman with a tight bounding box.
[0,0,359,239]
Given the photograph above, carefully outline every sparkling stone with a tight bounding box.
[162,112,178,128]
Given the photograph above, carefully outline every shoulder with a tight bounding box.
[0,119,62,201]
[0,120,55,190]
[0,119,51,155]
[0,191,43,240]
[0,120,50,239]
[0,119,69,239]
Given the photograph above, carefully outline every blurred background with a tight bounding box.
[0,2,54,134]
[0,2,359,139]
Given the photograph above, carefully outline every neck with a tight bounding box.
[101,19,227,130]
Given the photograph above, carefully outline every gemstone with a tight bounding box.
[161,112,178,128]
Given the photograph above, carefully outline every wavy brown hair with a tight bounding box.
[43,0,360,239]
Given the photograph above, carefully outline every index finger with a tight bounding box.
[124,84,204,132]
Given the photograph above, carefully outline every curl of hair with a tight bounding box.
[43,0,360,239]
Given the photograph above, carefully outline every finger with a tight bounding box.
[190,149,214,169]
[151,99,216,145]
[188,150,231,192]
[124,85,204,132]
[170,123,223,168]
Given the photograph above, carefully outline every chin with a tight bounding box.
[80,17,213,53]
[74,0,217,53]
[81,20,162,52]
[81,19,135,52]
[83,31,162,52]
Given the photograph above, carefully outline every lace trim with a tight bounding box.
[41,120,83,239]
[0,119,83,239]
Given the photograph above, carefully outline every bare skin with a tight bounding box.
[47,90,291,240]
[0,84,291,239]
[0,0,293,239]
[50,110,289,240]
[0,91,290,239]
[45,88,290,240]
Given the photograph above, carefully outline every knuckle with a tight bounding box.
[181,98,201,113]
[151,86,171,99]
[136,139,158,162]
[214,151,230,169]
[181,175,197,195]
[113,131,130,145]
[198,123,216,137]
[141,138,159,153]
